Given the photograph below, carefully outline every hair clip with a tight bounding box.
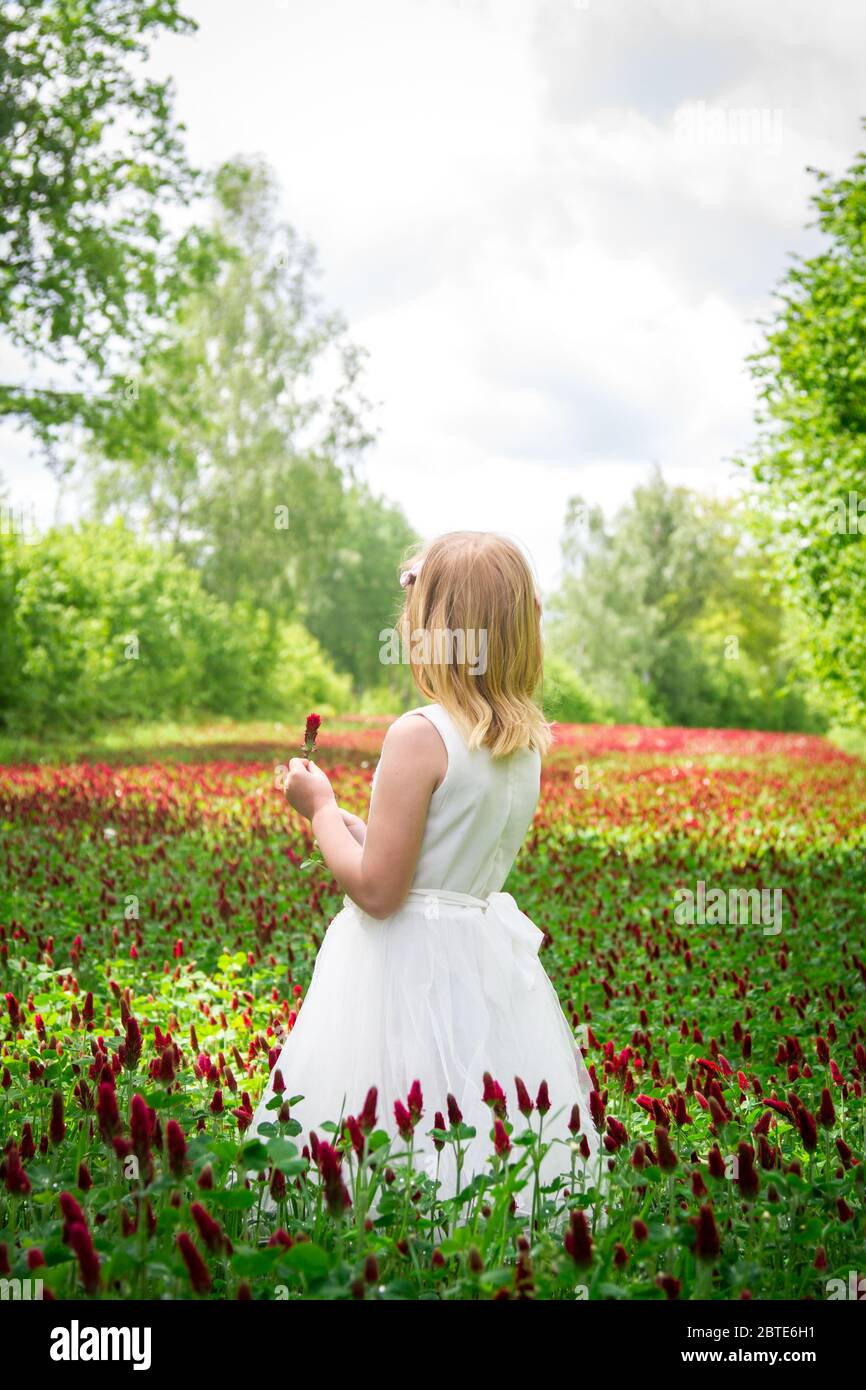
[399,562,422,589]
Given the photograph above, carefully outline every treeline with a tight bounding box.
[543,474,821,731]
[1,4,863,737]
[0,472,831,737]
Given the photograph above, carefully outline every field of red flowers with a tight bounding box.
[1,722,864,1301]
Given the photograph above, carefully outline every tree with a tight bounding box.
[0,0,210,444]
[79,159,370,600]
[744,130,866,723]
[78,158,415,682]
[547,471,817,731]
[300,483,417,691]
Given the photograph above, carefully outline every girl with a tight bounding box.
[250,531,600,1211]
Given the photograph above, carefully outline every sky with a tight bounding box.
[4,0,866,589]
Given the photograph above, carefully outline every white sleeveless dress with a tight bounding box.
[250,702,600,1208]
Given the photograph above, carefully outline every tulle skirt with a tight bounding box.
[248,888,601,1215]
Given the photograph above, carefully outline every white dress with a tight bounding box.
[249,702,600,1210]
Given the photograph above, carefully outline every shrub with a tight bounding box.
[0,522,350,734]
[541,655,605,725]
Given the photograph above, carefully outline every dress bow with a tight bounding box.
[485,892,545,989]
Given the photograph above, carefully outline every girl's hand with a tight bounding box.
[284,757,336,821]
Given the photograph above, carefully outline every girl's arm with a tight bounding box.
[338,808,366,846]
[283,715,447,919]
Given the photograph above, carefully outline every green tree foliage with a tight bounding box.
[744,134,866,723]
[300,484,418,692]
[80,158,373,596]
[0,522,350,735]
[540,654,603,725]
[77,158,416,689]
[547,472,818,731]
[0,0,214,442]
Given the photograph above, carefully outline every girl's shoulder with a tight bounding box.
[390,704,467,778]
[384,704,454,756]
[396,702,464,748]
[379,705,450,793]
[396,703,539,766]
[389,703,454,751]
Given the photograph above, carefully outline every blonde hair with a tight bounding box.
[397,531,551,757]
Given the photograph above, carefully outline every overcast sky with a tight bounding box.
[4,0,866,589]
